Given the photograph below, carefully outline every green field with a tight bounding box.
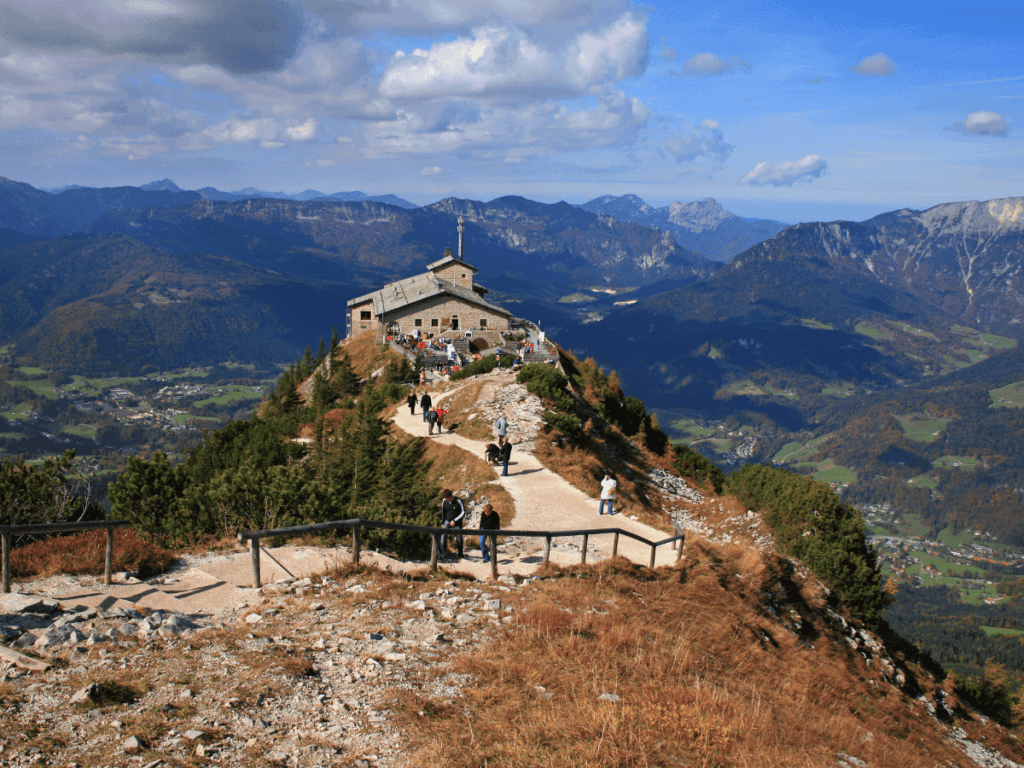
[813,465,857,484]
[886,321,938,340]
[17,380,59,399]
[16,366,46,376]
[855,322,894,341]
[707,346,723,359]
[798,319,834,330]
[932,455,980,471]
[821,383,854,397]
[981,626,1024,637]
[1,405,32,421]
[61,424,97,439]
[772,434,831,464]
[0,432,26,440]
[907,473,938,490]
[896,415,949,442]
[989,380,1024,409]
[558,293,594,304]
[981,333,1016,349]
[192,386,264,408]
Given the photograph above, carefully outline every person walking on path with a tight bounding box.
[427,408,439,435]
[435,405,447,434]
[599,471,617,515]
[496,415,508,446]
[440,489,465,560]
[407,390,417,415]
[479,503,500,563]
[420,392,432,421]
[500,440,513,477]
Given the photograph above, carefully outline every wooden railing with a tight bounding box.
[0,520,133,593]
[238,518,685,587]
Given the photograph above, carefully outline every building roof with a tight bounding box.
[347,271,512,318]
[426,253,477,273]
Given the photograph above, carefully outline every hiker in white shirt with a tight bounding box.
[599,472,617,515]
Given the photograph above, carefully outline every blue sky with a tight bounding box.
[0,0,1019,222]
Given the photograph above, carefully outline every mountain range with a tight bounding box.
[580,193,787,262]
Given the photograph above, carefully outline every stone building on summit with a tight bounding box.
[346,218,513,341]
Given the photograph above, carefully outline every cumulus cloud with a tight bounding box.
[681,53,750,77]
[203,117,319,148]
[850,53,895,77]
[740,155,827,186]
[666,120,733,165]
[364,89,649,159]
[947,110,1008,135]
[421,166,442,175]
[379,13,648,102]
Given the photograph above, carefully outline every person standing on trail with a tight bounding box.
[479,503,500,563]
[496,415,508,446]
[427,407,439,435]
[420,391,432,422]
[440,489,465,560]
[599,471,617,515]
[407,390,417,415]
[499,439,513,477]
[435,405,447,433]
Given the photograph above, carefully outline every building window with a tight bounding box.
[414,318,422,327]
[431,318,439,327]
[360,310,371,320]
[480,319,487,328]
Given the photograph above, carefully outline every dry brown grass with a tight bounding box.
[393,544,1022,768]
[340,334,405,379]
[10,528,176,580]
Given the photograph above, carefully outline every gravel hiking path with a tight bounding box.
[394,376,682,571]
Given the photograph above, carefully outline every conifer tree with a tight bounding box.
[317,337,327,365]
[334,351,360,397]
[330,326,340,351]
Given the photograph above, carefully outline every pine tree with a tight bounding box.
[317,337,327,365]
[330,326,340,351]
[334,352,360,397]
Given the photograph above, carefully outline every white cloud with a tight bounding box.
[379,13,648,102]
[680,53,750,77]
[850,53,895,77]
[947,110,1007,135]
[203,116,320,145]
[740,155,827,186]
[660,46,677,62]
[421,165,442,175]
[364,89,649,159]
[666,120,733,165]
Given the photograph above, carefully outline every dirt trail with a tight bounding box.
[396,376,682,569]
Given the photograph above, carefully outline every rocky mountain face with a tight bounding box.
[580,193,786,262]
[729,197,1024,336]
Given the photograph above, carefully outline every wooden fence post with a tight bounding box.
[1,533,9,594]
[612,531,619,558]
[676,536,685,563]
[581,534,589,565]
[543,536,551,567]
[250,538,261,589]
[430,533,440,569]
[489,535,498,581]
[105,527,114,585]
[352,524,361,564]
[649,545,656,569]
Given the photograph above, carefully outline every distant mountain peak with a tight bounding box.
[140,179,184,193]
[666,198,734,233]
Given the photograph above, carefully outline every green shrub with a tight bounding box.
[726,463,887,621]
[451,354,515,381]
[672,444,725,493]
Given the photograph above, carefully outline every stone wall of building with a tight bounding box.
[431,263,474,289]
[381,294,509,337]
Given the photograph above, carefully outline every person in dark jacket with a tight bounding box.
[500,440,513,476]
[479,503,500,563]
[427,408,439,435]
[407,391,417,415]
[484,443,501,465]
[420,392,432,421]
[440,489,465,559]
